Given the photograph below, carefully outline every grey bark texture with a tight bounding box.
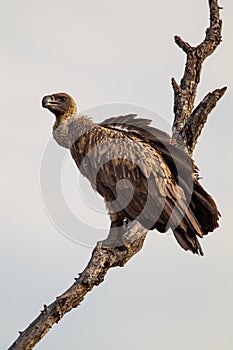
[8,1,226,349]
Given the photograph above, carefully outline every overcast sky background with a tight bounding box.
[1,1,233,349]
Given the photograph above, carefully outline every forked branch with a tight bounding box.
[8,1,226,349]
[172,0,226,149]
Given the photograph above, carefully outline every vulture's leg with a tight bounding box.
[101,217,126,248]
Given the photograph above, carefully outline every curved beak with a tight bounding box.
[42,95,58,108]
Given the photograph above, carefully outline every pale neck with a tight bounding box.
[53,114,94,149]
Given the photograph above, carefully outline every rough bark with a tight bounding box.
[181,86,227,154]
[171,0,226,152]
[8,1,226,349]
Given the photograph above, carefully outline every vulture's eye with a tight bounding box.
[60,96,67,102]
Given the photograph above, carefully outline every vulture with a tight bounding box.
[42,92,220,255]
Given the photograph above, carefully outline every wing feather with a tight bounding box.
[69,114,219,255]
[71,124,182,231]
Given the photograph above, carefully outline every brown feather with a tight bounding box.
[69,114,220,255]
[42,93,220,256]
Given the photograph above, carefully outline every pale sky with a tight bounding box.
[1,1,233,349]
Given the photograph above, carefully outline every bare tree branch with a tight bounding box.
[8,1,226,349]
[181,86,227,155]
[172,0,224,146]
[8,223,147,350]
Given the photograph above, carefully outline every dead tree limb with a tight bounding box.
[181,86,227,155]
[9,223,147,350]
[172,0,226,149]
[8,1,226,349]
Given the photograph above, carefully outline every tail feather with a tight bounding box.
[191,180,220,234]
[173,180,220,255]
[173,227,204,256]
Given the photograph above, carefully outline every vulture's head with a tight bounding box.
[42,92,77,119]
